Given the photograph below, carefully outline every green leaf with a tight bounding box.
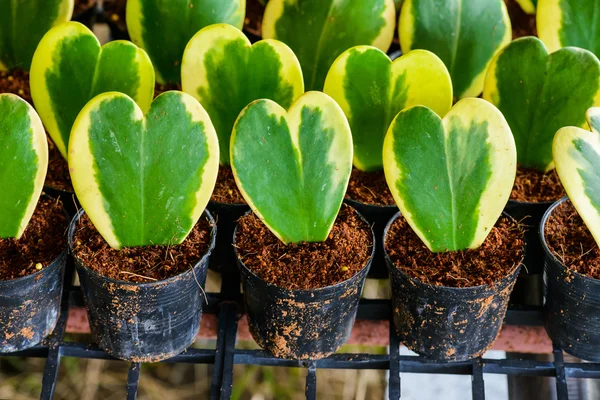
[231,92,353,244]
[262,0,396,91]
[483,37,600,172]
[399,0,512,99]
[323,46,452,171]
[553,108,600,247]
[0,94,47,239]
[30,22,155,160]
[181,23,304,164]
[538,0,600,59]
[0,0,73,71]
[383,98,516,252]
[127,0,246,84]
[516,0,537,14]
[68,91,219,250]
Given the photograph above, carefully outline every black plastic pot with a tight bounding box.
[43,185,79,218]
[68,209,216,362]
[540,197,600,361]
[234,207,374,360]
[344,198,397,279]
[384,212,524,361]
[206,200,249,274]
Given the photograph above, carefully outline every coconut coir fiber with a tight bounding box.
[211,166,246,204]
[385,215,524,288]
[235,204,373,290]
[0,69,31,104]
[0,198,68,280]
[545,200,600,280]
[510,166,565,202]
[72,214,213,283]
[345,168,395,206]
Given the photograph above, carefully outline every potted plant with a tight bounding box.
[0,93,68,352]
[322,46,452,278]
[126,0,246,87]
[30,21,155,215]
[483,37,600,303]
[67,90,219,362]
[382,98,525,361]
[262,0,396,91]
[181,23,303,273]
[541,107,600,361]
[399,0,512,100]
[231,92,375,360]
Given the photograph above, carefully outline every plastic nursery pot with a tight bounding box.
[43,185,79,218]
[540,197,600,361]
[344,198,397,279]
[68,209,216,362]
[234,207,375,360]
[384,212,524,362]
[206,200,249,274]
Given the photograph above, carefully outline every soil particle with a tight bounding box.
[545,200,600,279]
[72,214,213,283]
[504,0,537,39]
[0,198,68,280]
[510,166,565,203]
[345,168,395,206]
[235,204,373,290]
[45,135,74,192]
[244,0,265,38]
[385,215,524,288]
[0,69,32,104]
[210,165,246,204]
[154,82,181,98]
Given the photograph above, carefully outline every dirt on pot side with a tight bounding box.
[0,69,32,104]
[510,166,566,203]
[345,168,395,206]
[211,165,246,204]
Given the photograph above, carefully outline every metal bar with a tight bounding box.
[233,350,390,369]
[219,303,240,400]
[39,347,62,400]
[126,363,141,400]
[305,362,317,400]
[388,318,401,400]
[471,358,485,400]
[553,345,569,400]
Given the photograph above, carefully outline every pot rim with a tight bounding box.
[208,199,249,208]
[507,198,561,207]
[383,211,526,292]
[344,196,398,210]
[233,205,376,296]
[68,208,217,288]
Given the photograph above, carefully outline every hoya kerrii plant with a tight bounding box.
[262,0,396,91]
[126,0,245,84]
[399,0,512,99]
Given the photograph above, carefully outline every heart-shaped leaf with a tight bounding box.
[262,0,396,91]
[0,94,47,239]
[483,37,600,172]
[231,92,352,244]
[127,0,245,84]
[400,0,512,99]
[0,0,72,70]
[553,107,600,247]
[324,46,452,171]
[181,23,304,164]
[538,0,600,59]
[69,91,219,250]
[30,21,155,160]
[383,98,516,252]
[516,0,537,14]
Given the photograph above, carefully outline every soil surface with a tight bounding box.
[0,198,68,280]
[345,168,395,206]
[0,69,32,104]
[235,204,373,290]
[504,0,537,39]
[154,82,182,98]
[103,0,127,34]
[73,0,96,15]
[73,214,213,283]
[545,200,600,279]
[45,136,73,192]
[510,166,565,203]
[244,0,265,38]
[211,166,246,204]
[385,215,524,288]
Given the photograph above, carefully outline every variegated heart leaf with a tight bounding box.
[182,23,304,164]
[0,0,72,70]
[516,0,537,14]
[127,0,245,84]
[399,0,512,99]
[383,98,516,252]
[231,92,353,244]
[262,0,396,91]
[553,107,600,247]
[483,37,600,172]
[69,91,219,250]
[538,0,600,59]
[30,21,155,160]
[324,46,452,171]
[0,94,47,239]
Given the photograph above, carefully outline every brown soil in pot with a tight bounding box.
[211,166,246,204]
[45,136,73,192]
[345,168,395,206]
[72,214,213,283]
[385,215,524,288]
[0,198,68,280]
[244,0,265,38]
[0,69,32,104]
[504,0,537,39]
[545,200,600,280]
[235,204,373,290]
[154,82,181,98]
[510,166,565,202]
[73,0,96,15]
